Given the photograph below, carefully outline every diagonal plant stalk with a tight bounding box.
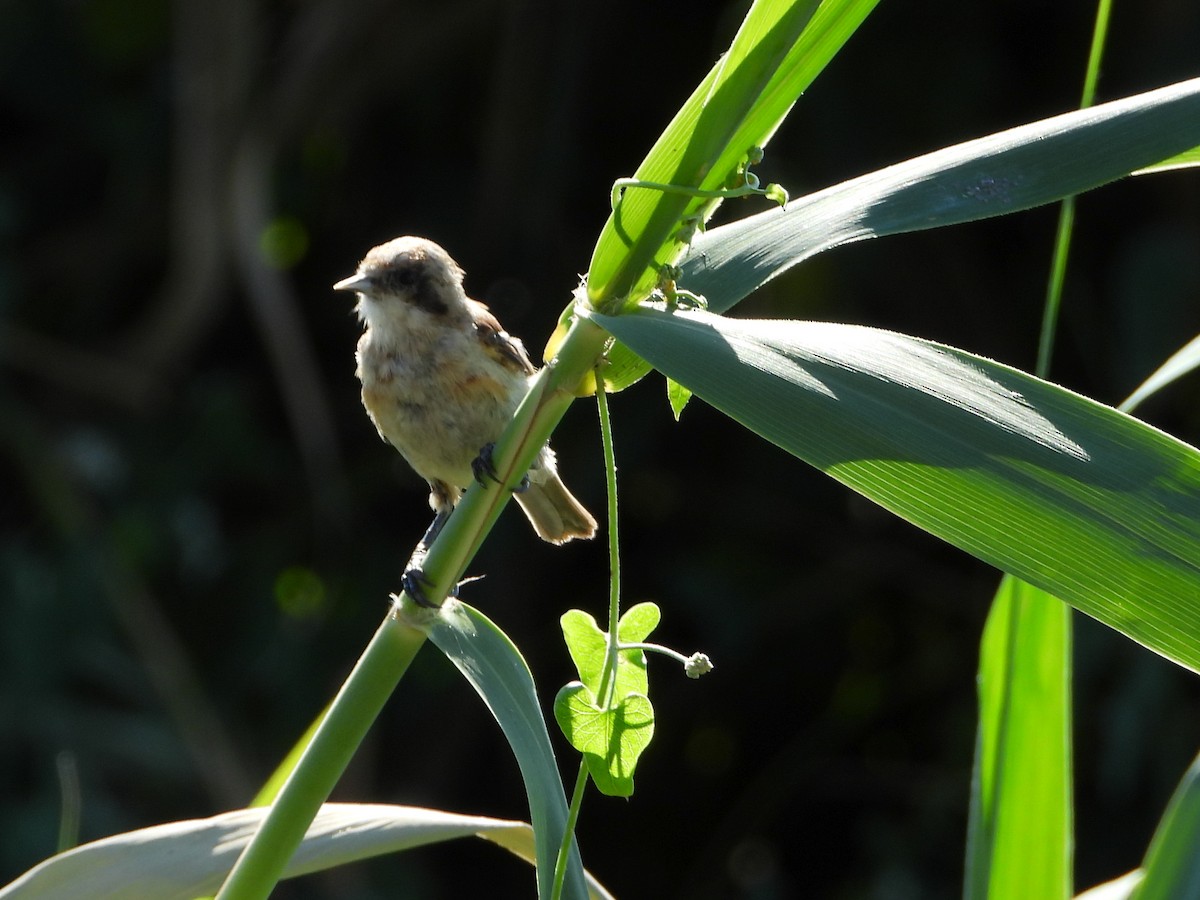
[215,314,611,900]
[214,615,427,900]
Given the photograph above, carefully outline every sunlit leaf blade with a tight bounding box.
[1129,749,1200,900]
[587,0,879,306]
[596,76,1200,395]
[965,577,1071,900]
[1076,871,1143,900]
[592,306,1200,673]
[1120,333,1200,414]
[678,77,1200,312]
[428,601,588,899]
[1133,144,1200,175]
[0,804,613,900]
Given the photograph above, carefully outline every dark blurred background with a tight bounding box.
[3,1,1200,897]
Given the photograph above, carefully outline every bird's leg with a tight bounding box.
[417,507,452,553]
[417,481,460,553]
[400,485,458,608]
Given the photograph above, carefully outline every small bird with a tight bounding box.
[334,236,597,561]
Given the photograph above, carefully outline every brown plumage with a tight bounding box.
[333,236,597,545]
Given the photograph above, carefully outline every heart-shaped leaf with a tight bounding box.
[554,683,656,798]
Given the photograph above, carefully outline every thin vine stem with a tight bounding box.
[1036,0,1112,378]
[551,365,623,899]
[551,763,591,900]
[595,370,623,706]
[621,642,691,666]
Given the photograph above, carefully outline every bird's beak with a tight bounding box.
[332,273,373,293]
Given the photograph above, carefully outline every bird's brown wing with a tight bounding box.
[469,299,537,376]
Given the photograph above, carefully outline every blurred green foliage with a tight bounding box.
[2,0,1199,897]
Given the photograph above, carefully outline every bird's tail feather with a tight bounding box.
[515,475,598,544]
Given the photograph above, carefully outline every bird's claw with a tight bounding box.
[471,442,500,486]
[400,566,457,609]
[471,442,530,493]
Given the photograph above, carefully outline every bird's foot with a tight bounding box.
[398,566,474,610]
[471,442,529,493]
[400,566,455,609]
[471,442,500,485]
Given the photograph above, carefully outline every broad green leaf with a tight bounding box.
[678,76,1200,313]
[1060,338,1200,900]
[965,577,1072,900]
[1130,749,1200,900]
[428,601,588,900]
[587,0,879,307]
[592,306,1200,673]
[0,804,614,900]
[597,76,1200,396]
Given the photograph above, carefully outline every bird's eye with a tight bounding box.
[394,268,418,287]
